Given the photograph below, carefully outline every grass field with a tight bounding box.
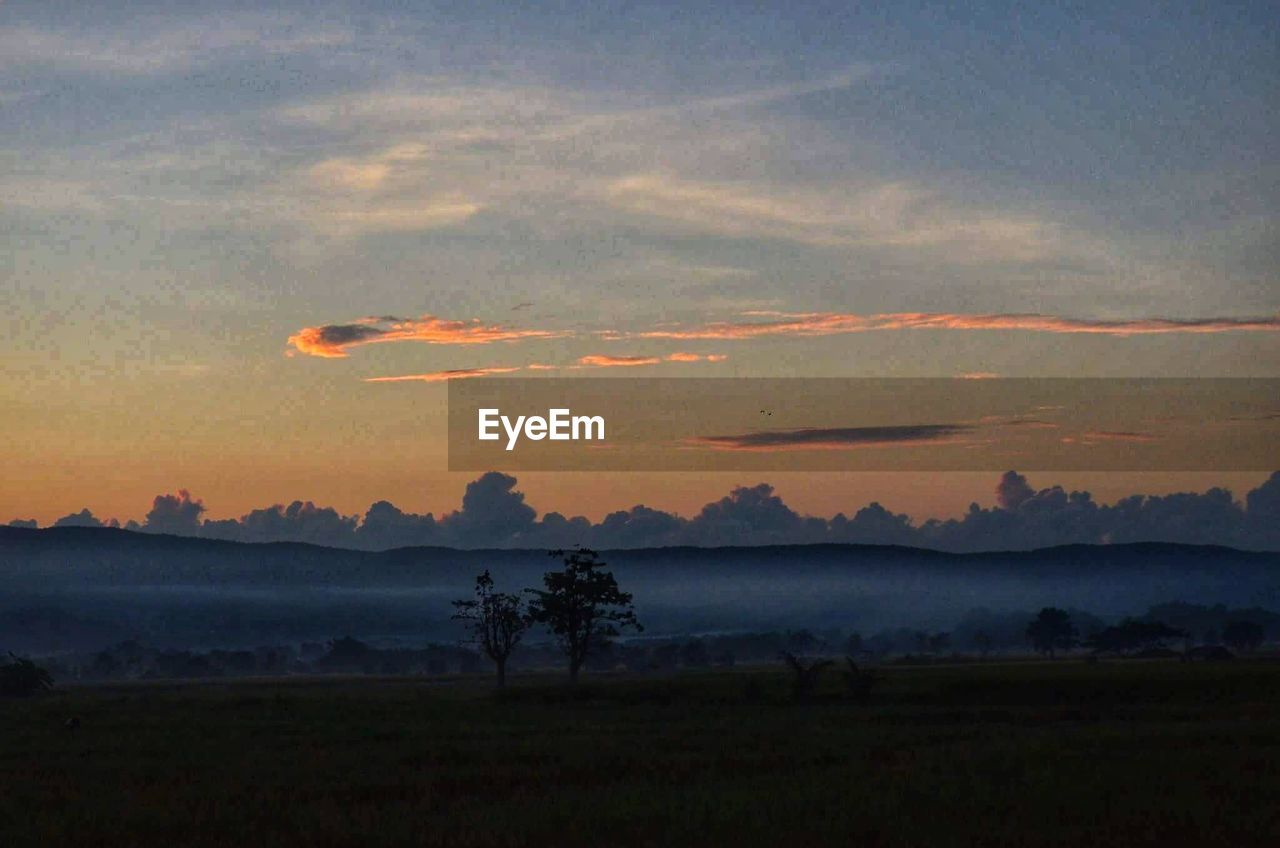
[3,661,1279,846]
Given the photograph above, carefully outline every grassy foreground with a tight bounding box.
[3,661,1278,847]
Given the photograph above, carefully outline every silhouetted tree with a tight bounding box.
[1026,608,1077,659]
[315,636,374,672]
[679,639,710,668]
[842,656,878,700]
[844,632,863,656]
[780,651,832,702]
[644,643,675,671]
[0,653,52,696]
[452,570,529,688]
[786,629,819,655]
[1222,620,1264,653]
[527,548,642,683]
[928,632,951,655]
[1085,619,1187,656]
[973,630,993,659]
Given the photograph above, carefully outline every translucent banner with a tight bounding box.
[447,378,1279,471]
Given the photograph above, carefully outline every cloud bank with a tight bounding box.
[21,471,1280,554]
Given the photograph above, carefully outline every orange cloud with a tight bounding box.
[620,311,1280,340]
[288,315,562,358]
[577,354,663,367]
[364,367,521,383]
[576,352,729,368]
[666,352,729,362]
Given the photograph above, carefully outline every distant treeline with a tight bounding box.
[15,601,1276,685]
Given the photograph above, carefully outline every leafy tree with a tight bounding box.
[453,570,529,688]
[527,549,642,683]
[1026,608,1077,659]
[1222,620,1264,653]
[0,653,53,697]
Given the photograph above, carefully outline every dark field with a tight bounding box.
[4,662,1279,847]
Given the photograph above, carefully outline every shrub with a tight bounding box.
[0,653,53,697]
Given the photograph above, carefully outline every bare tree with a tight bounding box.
[452,570,529,688]
[780,651,832,702]
[842,656,879,700]
[527,549,641,683]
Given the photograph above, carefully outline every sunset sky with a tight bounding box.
[3,1,1277,527]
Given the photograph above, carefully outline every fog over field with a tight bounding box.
[2,525,1276,653]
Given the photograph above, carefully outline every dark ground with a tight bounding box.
[3,660,1278,846]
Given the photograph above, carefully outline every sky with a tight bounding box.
[2,1,1277,527]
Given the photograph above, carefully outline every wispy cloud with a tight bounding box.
[287,316,562,358]
[363,367,521,383]
[686,424,974,452]
[604,175,1060,258]
[1062,430,1160,445]
[665,352,728,363]
[577,354,662,367]
[620,311,1280,340]
[0,16,352,74]
[576,352,728,367]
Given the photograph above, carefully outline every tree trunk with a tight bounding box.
[495,657,506,688]
[568,656,581,684]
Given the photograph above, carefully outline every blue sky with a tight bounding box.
[2,0,1277,522]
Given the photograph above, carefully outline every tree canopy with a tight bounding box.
[527,548,641,682]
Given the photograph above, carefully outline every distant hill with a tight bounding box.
[2,526,1277,650]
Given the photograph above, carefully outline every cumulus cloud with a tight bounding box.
[52,509,107,528]
[354,501,439,549]
[287,315,561,358]
[685,483,828,546]
[202,501,358,547]
[829,502,917,546]
[143,490,206,535]
[686,424,974,452]
[35,471,1280,552]
[996,471,1036,510]
[440,471,537,544]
